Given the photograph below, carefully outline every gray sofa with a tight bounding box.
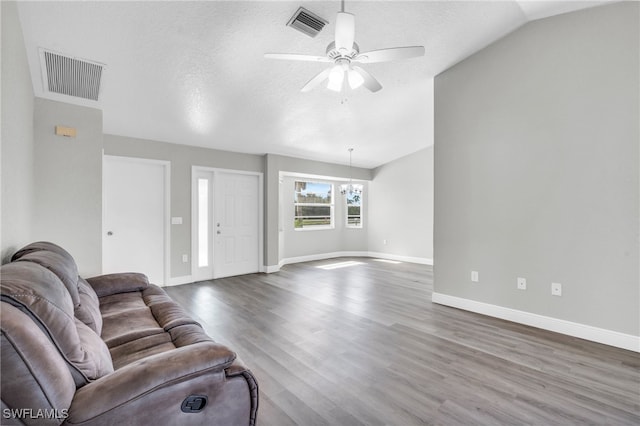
[0,242,258,425]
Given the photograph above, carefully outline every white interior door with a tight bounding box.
[103,156,168,286]
[192,168,261,280]
[214,172,259,278]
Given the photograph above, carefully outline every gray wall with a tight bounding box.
[1,1,35,262]
[434,2,639,335]
[33,99,103,276]
[103,134,264,278]
[369,147,433,261]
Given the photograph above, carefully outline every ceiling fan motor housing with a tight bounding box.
[326,41,360,61]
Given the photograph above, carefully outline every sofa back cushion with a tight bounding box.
[11,241,76,264]
[0,262,113,387]
[1,303,76,420]
[11,242,104,335]
[15,250,80,307]
[75,277,103,335]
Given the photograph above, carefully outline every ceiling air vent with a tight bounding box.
[287,7,328,38]
[40,49,105,101]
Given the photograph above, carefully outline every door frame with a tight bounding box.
[191,166,264,280]
[103,155,171,286]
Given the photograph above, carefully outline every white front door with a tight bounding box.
[192,168,261,280]
[103,156,169,286]
[214,172,259,278]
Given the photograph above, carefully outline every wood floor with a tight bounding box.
[165,258,640,425]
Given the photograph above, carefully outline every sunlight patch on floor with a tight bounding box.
[316,261,365,270]
[372,259,402,264]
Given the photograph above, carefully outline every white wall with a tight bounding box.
[1,1,35,263]
[368,147,433,263]
[434,2,639,342]
[33,99,103,276]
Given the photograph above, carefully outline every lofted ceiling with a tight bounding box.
[16,1,609,168]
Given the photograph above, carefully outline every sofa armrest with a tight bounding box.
[66,342,237,424]
[85,273,149,297]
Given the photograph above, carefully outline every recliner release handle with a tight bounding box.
[181,395,208,413]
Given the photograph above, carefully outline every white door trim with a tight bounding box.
[191,166,264,281]
[103,155,171,286]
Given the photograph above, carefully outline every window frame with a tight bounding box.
[293,180,335,231]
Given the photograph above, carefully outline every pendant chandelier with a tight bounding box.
[340,148,363,196]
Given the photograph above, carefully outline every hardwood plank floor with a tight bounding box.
[165,258,640,425]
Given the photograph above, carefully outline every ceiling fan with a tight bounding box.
[264,2,425,93]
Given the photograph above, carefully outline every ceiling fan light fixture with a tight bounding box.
[347,68,364,89]
[264,1,425,93]
[327,65,345,91]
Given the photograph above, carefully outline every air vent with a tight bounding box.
[40,49,105,101]
[287,7,328,38]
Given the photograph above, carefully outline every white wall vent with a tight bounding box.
[287,7,328,38]
[40,49,105,101]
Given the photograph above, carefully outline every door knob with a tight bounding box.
[216,230,221,235]
[107,231,113,236]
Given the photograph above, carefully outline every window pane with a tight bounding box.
[294,180,334,229]
[346,187,362,228]
[294,205,331,228]
[347,216,362,226]
[295,181,332,204]
[198,178,208,267]
[347,205,361,216]
[346,190,361,206]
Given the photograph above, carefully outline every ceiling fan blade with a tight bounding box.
[301,68,332,92]
[264,53,330,63]
[355,46,425,64]
[335,12,355,52]
[352,66,382,93]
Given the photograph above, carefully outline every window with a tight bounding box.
[197,178,209,267]
[345,187,363,228]
[294,181,333,229]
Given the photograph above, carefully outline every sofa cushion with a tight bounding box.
[15,250,80,307]
[86,272,149,298]
[11,240,76,264]
[1,303,76,421]
[0,262,113,386]
[75,318,114,378]
[75,277,103,335]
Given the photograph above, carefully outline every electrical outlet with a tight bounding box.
[517,277,527,290]
[551,282,562,296]
[182,254,189,263]
[471,270,479,282]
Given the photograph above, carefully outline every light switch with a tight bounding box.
[171,217,183,225]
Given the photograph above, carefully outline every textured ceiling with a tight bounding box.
[17,1,609,168]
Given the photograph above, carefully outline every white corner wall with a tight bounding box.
[1,1,35,262]
[368,147,434,264]
[434,2,639,349]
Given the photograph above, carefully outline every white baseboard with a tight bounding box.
[263,251,433,273]
[432,292,640,353]
[280,251,369,267]
[264,264,281,273]
[367,252,433,265]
